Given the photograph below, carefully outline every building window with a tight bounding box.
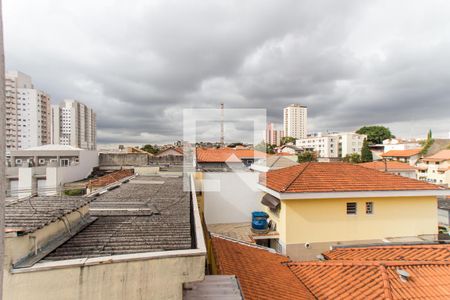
[346,202,357,215]
[38,159,46,165]
[366,202,374,214]
[60,159,69,167]
[15,159,22,165]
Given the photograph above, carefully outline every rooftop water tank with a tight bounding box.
[251,211,269,233]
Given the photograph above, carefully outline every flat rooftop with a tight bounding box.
[42,175,192,261]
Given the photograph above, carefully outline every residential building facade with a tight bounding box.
[295,132,366,158]
[258,163,448,260]
[359,161,417,179]
[283,104,307,139]
[416,150,450,186]
[6,144,98,198]
[5,70,51,152]
[382,148,422,166]
[265,123,284,146]
[51,99,96,150]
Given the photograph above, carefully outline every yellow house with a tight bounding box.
[258,162,450,260]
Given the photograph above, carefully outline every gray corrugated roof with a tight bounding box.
[5,196,92,234]
[42,176,192,261]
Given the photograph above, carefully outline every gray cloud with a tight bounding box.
[4,0,450,145]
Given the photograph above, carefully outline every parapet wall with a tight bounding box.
[99,153,184,167]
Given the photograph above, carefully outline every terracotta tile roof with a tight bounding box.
[323,244,450,261]
[422,150,450,162]
[289,261,450,299]
[211,236,315,300]
[359,161,416,171]
[88,169,134,188]
[260,162,440,193]
[382,149,422,158]
[196,148,267,163]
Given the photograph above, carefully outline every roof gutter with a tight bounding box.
[257,184,450,200]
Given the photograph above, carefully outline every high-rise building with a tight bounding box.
[5,71,51,151]
[265,123,284,146]
[283,104,307,139]
[51,99,96,150]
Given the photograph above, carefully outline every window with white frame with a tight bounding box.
[346,202,357,215]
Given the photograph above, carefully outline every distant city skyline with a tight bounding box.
[4,1,450,145]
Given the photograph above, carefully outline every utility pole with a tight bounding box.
[0,0,5,298]
[220,103,224,147]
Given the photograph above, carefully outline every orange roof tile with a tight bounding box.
[289,261,450,299]
[382,149,422,158]
[211,236,315,300]
[323,244,450,261]
[196,148,267,163]
[422,150,450,162]
[260,162,440,193]
[359,161,416,171]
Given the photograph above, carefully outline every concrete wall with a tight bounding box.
[438,208,450,226]
[203,172,262,224]
[4,255,204,300]
[99,153,184,167]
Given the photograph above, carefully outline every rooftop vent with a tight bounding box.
[396,268,410,282]
[316,254,325,261]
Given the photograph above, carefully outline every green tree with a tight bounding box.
[356,126,394,145]
[360,139,373,162]
[297,151,317,163]
[280,136,296,145]
[141,144,159,154]
[343,153,362,163]
[420,129,434,155]
[254,142,275,154]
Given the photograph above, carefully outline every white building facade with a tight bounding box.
[5,71,51,152]
[283,104,307,139]
[296,132,366,158]
[51,99,96,150]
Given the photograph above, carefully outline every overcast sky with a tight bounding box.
[4,0,450,145]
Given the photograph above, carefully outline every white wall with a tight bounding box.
[46,150,98,193]
[203,172,263,224]
[438,209,449,226]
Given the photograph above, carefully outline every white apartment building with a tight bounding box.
[283,104,307,139]
[5,71,51,152]
[51,99,96,150]
[382,138,421,152]
[265,123,284,146]
[296,132,366,158]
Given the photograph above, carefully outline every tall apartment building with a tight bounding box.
[51,100,96,150]
[283,104,307,139]
[265,123,284,146]
[5,71,51,152]
[296,132,366,158]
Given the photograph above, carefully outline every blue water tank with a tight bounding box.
[251,211,269,230]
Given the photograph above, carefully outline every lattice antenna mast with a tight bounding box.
[220,103,224,146]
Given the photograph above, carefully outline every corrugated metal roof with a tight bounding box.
[42,176,192,261]
[5,196,92,234]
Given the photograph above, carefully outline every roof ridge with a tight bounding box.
[281,162,312,192]
[379,264,394,300]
